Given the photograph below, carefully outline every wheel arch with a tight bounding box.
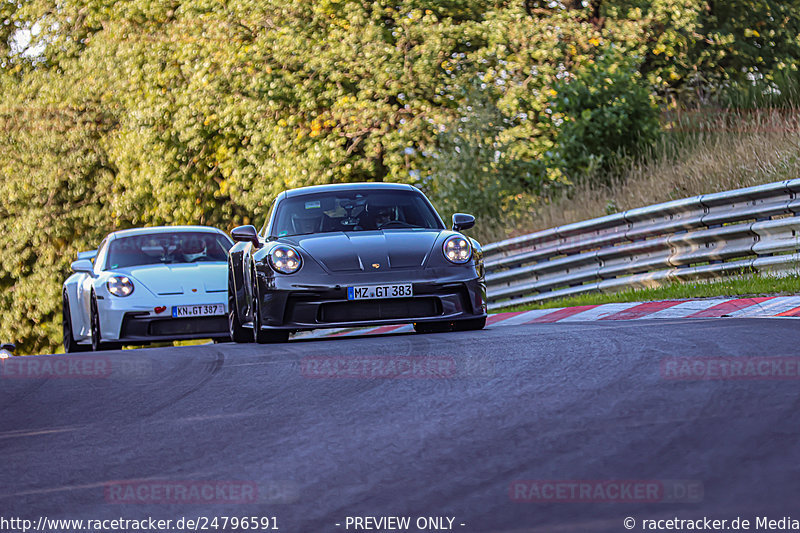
[228,242,251,324]
[63,278,88,342]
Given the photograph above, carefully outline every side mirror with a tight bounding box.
[452,213,475,232]
[76,250,97,261]
[231,225,261,248]
[71,259,95,275]
[1,343,15,353]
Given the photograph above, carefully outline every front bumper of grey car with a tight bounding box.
[254,267,486,330]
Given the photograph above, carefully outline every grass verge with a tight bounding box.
[493,272,800,313]
[517,110,800,236]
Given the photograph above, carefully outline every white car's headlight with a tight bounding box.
[269,245,302,274]
[443,235,472,264]
[107,276,134,297]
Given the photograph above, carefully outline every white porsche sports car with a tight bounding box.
[62,226,234,352]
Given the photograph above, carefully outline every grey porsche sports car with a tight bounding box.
[227,182,487,343]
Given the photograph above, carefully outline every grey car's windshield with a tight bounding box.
[270,190,444,237]
[105,232,233,269]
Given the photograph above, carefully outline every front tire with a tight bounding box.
[90,294,121,351]
[228,270,250,343]
[252,276,289,344]
[63,291,90,353]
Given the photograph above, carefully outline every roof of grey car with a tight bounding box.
[283,182,417,198]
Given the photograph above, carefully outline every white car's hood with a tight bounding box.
[116,262,228,295]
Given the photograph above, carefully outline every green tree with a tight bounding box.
[428,84,549,242]
[0,76,119,354]
[550,48,661,181]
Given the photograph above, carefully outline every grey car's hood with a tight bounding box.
[286,230,441,272]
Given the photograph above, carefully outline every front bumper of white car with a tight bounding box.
[96,293,230,343]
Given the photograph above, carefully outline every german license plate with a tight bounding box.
[172,303,225,318]
[347,284,413,300]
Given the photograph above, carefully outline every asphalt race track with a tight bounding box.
[2,318,800,532]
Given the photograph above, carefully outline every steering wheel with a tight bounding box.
[378,220,416,229]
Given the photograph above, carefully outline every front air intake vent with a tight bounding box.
[318,298,441,323]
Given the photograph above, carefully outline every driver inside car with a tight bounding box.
[367,205,396,229]
[181,235,208,262]
[291,212,322,234]
[376,207,393,227]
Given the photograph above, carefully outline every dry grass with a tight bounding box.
[518,110,800,235]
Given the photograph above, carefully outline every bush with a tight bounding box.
[550,49,662,183]
[427,86,551,243]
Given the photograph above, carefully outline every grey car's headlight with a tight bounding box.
[269,245,302,274]
[443,235,472,264]
[107,275,134,297]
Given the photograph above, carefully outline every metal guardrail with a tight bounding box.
[483,179,800,310]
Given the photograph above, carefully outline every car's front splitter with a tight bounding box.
[117,312,230,343]
[255,277,486,330]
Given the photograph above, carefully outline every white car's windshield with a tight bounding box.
[271,190,444,237]
[105,232,232,269]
